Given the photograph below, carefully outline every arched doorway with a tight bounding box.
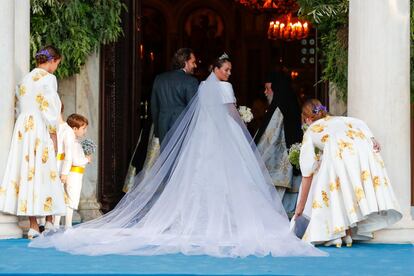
[98,0,328,212]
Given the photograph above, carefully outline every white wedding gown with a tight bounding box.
[30,73,325,257]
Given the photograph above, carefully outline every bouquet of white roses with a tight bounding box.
[288,143,301,170]
[238,106,254,123]
[80,138,97,156]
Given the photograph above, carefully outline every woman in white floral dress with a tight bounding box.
[0,46,66,239]
[294,99,402,247]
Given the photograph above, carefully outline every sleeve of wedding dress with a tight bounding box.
[299,131,316,177]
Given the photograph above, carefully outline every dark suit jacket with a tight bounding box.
[151,69,199,143]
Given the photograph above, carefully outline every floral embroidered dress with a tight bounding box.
[0,68,66,216]
[299,116,402,243]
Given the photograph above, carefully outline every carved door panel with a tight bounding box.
[99,0,142,213]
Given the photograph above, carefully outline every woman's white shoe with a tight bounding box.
[324,238,342,248]
[342,235,353,247]
[27,228,40,240]
[44,221,56,232]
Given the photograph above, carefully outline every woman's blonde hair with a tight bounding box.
[301,98,328,123]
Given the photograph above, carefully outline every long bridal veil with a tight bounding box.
[30,73,325,257]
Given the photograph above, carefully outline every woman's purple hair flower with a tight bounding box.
[35,49,53,61]
[312,105,327,114]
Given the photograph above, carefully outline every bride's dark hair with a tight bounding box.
[210,53,231,72]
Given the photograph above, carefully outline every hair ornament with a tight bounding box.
[312,105,327,114]
[219,53,229,60]
[35,49,53,61]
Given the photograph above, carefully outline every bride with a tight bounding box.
[30,54,325,257]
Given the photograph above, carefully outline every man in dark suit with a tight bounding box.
[151,48,199,143]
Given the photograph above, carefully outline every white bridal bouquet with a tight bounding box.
[238,106,254,123]
[80,138,97,156]
[288,142,302,170]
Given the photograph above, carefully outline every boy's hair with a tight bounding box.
[67,113,88,129]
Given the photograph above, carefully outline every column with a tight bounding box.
[76,52,102,221]
[0,0,22,239]
[348,0,414,242]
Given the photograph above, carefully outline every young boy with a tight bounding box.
[61,113,91,228]
[53,104,76,227]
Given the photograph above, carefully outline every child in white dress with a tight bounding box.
[63,114,91,228]
[0,46,66,239]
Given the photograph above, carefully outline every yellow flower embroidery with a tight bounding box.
[42,148,49,164]
[44,197,53,212]
[321,134,329,143]
[337,140,354,159]
[338,140,353,150]
[0,186,6,195]
[355,187,365,202]
[322,190,329,207]
[24,116,34,132]
[312,200,322,209]
[18,85,26,96]
[34,138,40,155]
[329,177,341,192]
[39,99,49,111]
[50,171,57,181]
[19,200,27,213]
[384,177,389,186]
[310,124,325,133]
[333,226,344,234]
[32,71,47,81]
[372,176,380,190]
[347,123,353,129]
[48,125,57,134]
[36,93,50,112]
[18,131,23,141]
[13,180,19,195]
[355,131,366,139]
[25,155,29,162]
[28,167,35,181]
[361,171,370,182]
[346,129,357,140]
[35,93,44,104]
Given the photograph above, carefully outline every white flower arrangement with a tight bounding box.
[80,138,97,156]
[238,106,254,123]
[288,143,302,170]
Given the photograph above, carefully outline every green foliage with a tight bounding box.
[297,0,349,101]
[30,0,126,79]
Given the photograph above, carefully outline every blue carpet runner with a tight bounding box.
[0,239,413,275]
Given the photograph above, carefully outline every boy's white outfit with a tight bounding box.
[65,138,89,210]
[54,122,74,227]
[54,123,88,228]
